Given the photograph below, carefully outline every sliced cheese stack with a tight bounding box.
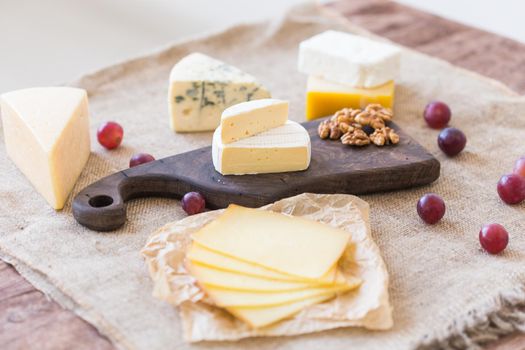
[212,98,311,175]
[0,87,91,209]
[168,53,271,132]
[298,30,400,120]
[187,205,361,328]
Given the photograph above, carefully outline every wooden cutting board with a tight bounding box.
[72,117,440,231]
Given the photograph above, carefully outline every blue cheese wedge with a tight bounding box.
[168,53,271,132]
[212,121,311,175]
[298,30,401,88]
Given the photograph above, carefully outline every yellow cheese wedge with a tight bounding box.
[202,276,361,307]
[188,262,317,292]
[220,98,288,144]
[0,87,91,209]
[188,243,339,284]
[192,205,349,279]
[228,293,335,328]
[305,76,394,121]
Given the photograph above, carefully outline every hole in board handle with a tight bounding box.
[89,195,114,208]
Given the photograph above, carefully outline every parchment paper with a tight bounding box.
[141,193,392,342]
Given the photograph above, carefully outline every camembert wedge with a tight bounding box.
[212,121,311,175]
[0,87,91,209]
[220,98,288,144]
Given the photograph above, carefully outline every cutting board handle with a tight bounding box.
[72,158,189,231]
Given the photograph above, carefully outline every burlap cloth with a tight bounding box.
[1,3,524,350]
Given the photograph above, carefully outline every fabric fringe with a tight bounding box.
[419,286,525,349]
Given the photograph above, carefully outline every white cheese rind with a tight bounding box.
[220,98,288,144]
[0,87,91,209]
[298,30,401,88]
[212,120,311,175]
[168,53,270,132]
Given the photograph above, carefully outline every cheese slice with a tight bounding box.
[187,262,316,292]
[202,277,361,307]
[188,243,339,284]
[212,120,311,175]
[168,53,271,132]
[220,98,288,144]
[0,87,91,209]
[298,30,401,88]
[228,293,335,328]
[192,205,350,279]
[306,76,394,121]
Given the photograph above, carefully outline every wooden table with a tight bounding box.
[1,1,524,349]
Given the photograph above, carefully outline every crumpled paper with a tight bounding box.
[141,193,393,342]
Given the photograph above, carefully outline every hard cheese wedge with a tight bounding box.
[169,53,270,132]
[0,87,91,209]
[306,76,394,121]
[228,293,335,328]
[220,98,288,144]
[188,242,339,284]
[202,277,361,307]
[192,205,349,279]
[187,262,317,292]
[212,121,311,175]
[298,30,401,88]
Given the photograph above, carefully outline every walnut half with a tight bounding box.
[369,127,400,146]
[341,129,370,146]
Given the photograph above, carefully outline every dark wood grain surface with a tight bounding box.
[73,119,439,231]
[1,0,524,348]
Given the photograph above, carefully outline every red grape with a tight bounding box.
[497,174,525,204]
[438,127,466,156]
[513,156,525,177]
[424,101,451,129]
[97,121,124,149]
[479,223,508,254]
[129,153,155,167]
[182,192,205,215]
[417,193,446,224]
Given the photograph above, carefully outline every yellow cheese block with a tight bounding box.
[188,262,318,292]
[202,277,361,307]
[305,76,394,121]
[188,243,339,284]
[192,205,349,279]
[0,87,91,209]
[228,293,335,328]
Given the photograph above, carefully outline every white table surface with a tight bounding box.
[1,0,523,94]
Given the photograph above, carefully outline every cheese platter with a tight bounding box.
[72,116,440,231]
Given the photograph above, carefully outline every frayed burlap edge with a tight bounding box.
[416,285,525,349]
